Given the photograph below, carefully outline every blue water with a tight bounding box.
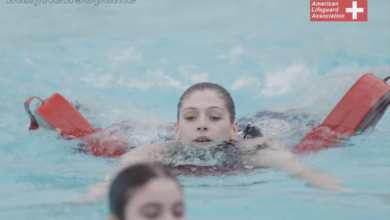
[1,0,390,219]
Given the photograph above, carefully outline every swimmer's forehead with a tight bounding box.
[181,106,225,112]
[181,90,226,113]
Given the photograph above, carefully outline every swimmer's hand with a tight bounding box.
[66,181,111,203]
[294,169,354,193]
[241,137,353,193]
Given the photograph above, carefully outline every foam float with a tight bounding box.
[294,73,390,153]
[24,94,129,157]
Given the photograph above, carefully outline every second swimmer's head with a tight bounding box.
[175,82,238,146]
[108,164,185,220]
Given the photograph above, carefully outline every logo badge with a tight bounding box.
[310,0,368,22]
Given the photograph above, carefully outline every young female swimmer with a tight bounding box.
[108,163,186,220]
[120,82,352,192]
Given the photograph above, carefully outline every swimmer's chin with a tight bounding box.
[185,140,228,148]
[191,141,214,148]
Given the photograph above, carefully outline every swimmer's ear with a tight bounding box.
[174,122,180,141]
[107,214,119,220]
[230,121,239,142]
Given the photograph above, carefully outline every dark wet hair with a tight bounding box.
[177,82,236,123]
[109,164,179,220]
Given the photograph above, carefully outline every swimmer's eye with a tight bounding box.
[210,117,221,121]
[144,212,159,219]
[172,209,184,217]
[141,204,161,219]
[172,202,184,218]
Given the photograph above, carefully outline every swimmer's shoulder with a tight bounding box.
[121,141,181,164]
[239,137,281,151]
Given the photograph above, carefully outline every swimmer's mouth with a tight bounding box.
[193,136,212,143]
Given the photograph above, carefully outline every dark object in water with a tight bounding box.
[243,124,263,139]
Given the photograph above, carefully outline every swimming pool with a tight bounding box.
[0,0,389,219]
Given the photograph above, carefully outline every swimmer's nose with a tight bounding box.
[197,116,208,131]
[197,126,208,131]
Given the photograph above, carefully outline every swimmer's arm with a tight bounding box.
[120,141,181,167]
[241,138,352,192]
[67,141,181,203]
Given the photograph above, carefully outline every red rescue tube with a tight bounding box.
[24,93,95,136]
[295,73,390,153]
[24,93,128,157]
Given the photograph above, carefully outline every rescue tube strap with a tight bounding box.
[24,96,43,130]
[243,124,263,139]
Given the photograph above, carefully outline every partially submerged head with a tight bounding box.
[175,82,238,146]
[108,164,185,220]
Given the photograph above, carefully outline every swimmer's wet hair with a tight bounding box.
[109,164,179,220]
[177,82,236,123]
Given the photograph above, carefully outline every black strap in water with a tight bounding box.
[243,124,263,139]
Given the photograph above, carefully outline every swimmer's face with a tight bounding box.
[175,90,238,146]
[121,178,185,220]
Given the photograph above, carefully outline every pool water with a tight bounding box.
[1,0,390,219]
